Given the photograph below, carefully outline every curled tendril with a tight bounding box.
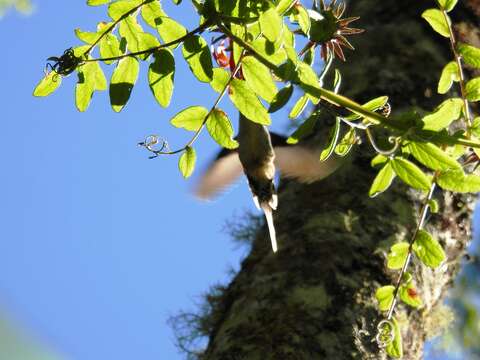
[138,135,170,158]
[375,319,395,348]
[365,127,401,156]
[45,48,83,81]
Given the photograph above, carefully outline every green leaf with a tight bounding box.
[387,242,409,270]
[148,49,175,108]
[412,230,446,269]
[269,84,294,113]
[294,4,310,35]
[371,154,388,167]
[170,106,208,131]
[287,112,318,145]
[437,169,480,193]
[276,0,295,15]
[399,283,423,308]
[229,79,271,125]
[471,117,480,138]
[260,7,283,43]
[251,37,287,65]
[369,162,396,198]
[391,157,431,191]
[206,109,239,149]
[109,56,139,112]
[408,141,461,171]
[108,0,142,20]
[437,61,459,94]
[210,68,230,93]
[289,94,309,119]
[320,118,340,161]
[422,9,450,38]
[344,96,389,121]
[242,56,277,103]
[182,35,213,83]
[33,71,62,97]
[375,285,395,312]
[458,43,480,69]
[466,77,480,102]
[98,22,122,64]
[156,16,187,46]
[141,0,163,27]
[75,62,105,112]
[87,0,110,5]
[178,146,196,178]
[334,127,355,156]
[386,318,403,359]
[75,28,98,44]
[297,61,320,103]
[438,0,458,12]
[119,16,160,59]
[428,199,439,213]
[422,98,463,131]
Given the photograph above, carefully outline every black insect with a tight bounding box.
[45,48,82,78]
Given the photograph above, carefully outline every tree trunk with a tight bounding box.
[180,1,479,359]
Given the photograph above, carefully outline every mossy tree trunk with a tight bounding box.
[190,1,479,359]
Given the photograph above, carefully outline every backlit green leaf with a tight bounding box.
[229,79,271,125]
[75,61,106,112]
[119,16,160,59]
[371,154,388,167]
[399,283,423,308]
[297,61,320,103]
[376,285,395,312]
[437,169,480,193]
[148,49,175,108]
[466,77,480,102]
[210,68,230,93]
[289,94,309,119]
[386,318,403,359]
[109,56,139,112]
[269,84,293,113]
[369,162,396,198]
[170,106,208,131]
[108,0,142,20]
[422,9,450,38]
[408,141,461,171]
[260,7,283,43]
[87,0,110,6]
[458,43,480,69]
[438,0,457,12]
[387,242,409,270]
[75,28,98,44]
[287,112,318,144]
[422,98,463,131]
[242,56,277,103]
[294,4,310,35]
[251,37,287,65]
[182,35,213,83]
[179,146,196,178]
[413,230,446,269]
[437,61,459,94]
[344,96,389,121]
[334,127,355,156]
[98,22,122,64]
[276,0,295,15]
[206,109,239,149]
[320,118,340,161]
[391,157,431,191]
[33,71,62,97]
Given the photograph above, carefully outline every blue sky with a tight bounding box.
[0,1,264,359]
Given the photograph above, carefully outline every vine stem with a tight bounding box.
[83,0,155,57]
[146,49,246,157]
[385,180,436,320]
[441,9,472,130]
[217,22,480,150]
[83,22,211,63]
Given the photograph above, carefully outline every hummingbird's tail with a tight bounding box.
[261,202,277,253]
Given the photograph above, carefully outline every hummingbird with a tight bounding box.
[195,112,340,253]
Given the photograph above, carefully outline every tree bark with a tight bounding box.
[181,1,479,359]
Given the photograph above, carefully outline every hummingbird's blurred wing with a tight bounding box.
[195,150,244,200]
[274,145,341,183]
